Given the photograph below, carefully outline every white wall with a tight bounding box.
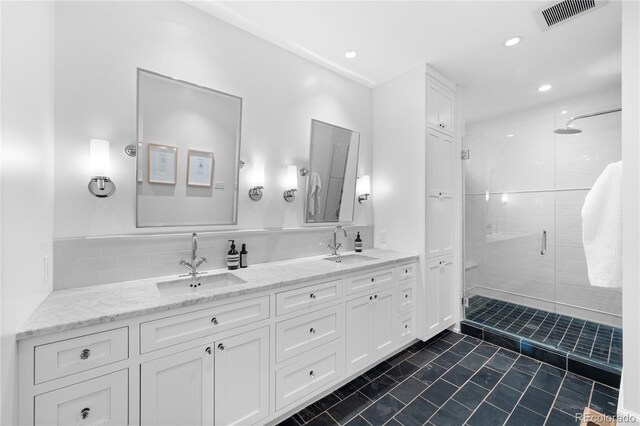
[0,2,55,424]
[620,0,640,419]
[464,86,622,326]
[53,1,373,239]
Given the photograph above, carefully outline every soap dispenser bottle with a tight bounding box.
[227,240,239,270]
[355,232,363,253]
[240,244,248,268]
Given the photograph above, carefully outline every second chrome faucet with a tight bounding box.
[328,226,348,256]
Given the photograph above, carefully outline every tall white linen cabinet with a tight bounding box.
[373,64,463,340]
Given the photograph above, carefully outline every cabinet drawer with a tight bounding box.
[34,328,128,384]
[276,279,342,316]
[345,268,395,295]
[398,263,417,281]
[399,311,415,345]
[276,305,343,362]
[275,342,343,410]
[34,369,128,426]
[399,281,416,312]
[140,296,269,353]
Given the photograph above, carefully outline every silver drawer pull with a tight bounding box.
[405,324,408,329]
[370,278,375,282]
[405,294,409,298]
[309,293,316,299]
[310,328,316,334]
[211,317,218,325]
[218,343,225,351]
[309,370,315,378]
[80,408,90,420]
[205,347,212,355]
[80,349,91,360]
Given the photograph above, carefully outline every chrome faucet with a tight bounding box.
[328,226,348,256]
[179,233,207,276]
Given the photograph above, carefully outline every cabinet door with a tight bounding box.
[440,257,456,329]
[372,288,396,358]
[426,79,441,129]
[215,327,269,426]
[345,295,372,373]
[141,345,214,426]
[426,130,443,258]
[425,259,442,339]
[439,87,455,134]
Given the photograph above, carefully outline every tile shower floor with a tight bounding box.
[465,296,622,371]
[278,331,619,426]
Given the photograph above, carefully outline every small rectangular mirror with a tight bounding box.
[136,69,242,227]
[305,120,360,223]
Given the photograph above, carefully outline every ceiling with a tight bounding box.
[188,1,622,123]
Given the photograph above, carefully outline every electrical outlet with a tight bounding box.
[380,230,387,243]
[214,181,225,189]
[43,255,50,285]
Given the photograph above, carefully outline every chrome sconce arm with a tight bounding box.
[88,176,116,198]
[283,188,297,202]
[248,186,264,201]
[358,193,369,204]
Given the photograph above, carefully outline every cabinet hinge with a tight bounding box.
[461,150,470,160]
[461,297,469,307]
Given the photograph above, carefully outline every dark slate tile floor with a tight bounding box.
[465,296,622,371]
[278,331,619,426]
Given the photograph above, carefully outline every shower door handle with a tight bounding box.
[540,230,547,255]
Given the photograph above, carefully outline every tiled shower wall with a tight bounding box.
[464,86,622,326]
[54,226,373,290]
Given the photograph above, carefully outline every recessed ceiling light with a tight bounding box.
[538,84,552,92]
[344,50,357,59]
[561,110,568,114]
[504,37,522,47]
[506,134,514,138]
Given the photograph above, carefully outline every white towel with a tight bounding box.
[308,172,322,216]
[581,161,622,288]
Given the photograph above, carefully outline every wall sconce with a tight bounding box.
[248,161,265,201]
[283,165,298,202]
[357,175,370,204]
[88,139,115,198]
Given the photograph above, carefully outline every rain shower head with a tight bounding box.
[553,107,621,135]
[554,126,582,134]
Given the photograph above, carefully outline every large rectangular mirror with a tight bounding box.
[136,69,242,227]
[305,120,360,223]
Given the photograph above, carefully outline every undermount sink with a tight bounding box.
[323,254,377,265]
[156,272,246,297]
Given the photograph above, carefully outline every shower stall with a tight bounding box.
[462,87,622,379]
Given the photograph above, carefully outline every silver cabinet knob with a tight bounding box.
[218,343,225,351]
[374,294,378,299]
[80,349,91,360]
[310,328,316,334]
[370,278,375,282]
[80,408,90,420]
[309,293,316,299]
[369,296,373,301]
[405,294,409,298]
[405,324,409,329]
[205,347,212,355]
[309,370,315,377]
[211,317,218,325]
[404,269,409,274]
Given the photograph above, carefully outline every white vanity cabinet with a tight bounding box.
[19,254,420,426]
[345,285,396,374]
[140,327,269,426]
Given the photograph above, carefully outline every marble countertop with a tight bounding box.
[18,249,418,340]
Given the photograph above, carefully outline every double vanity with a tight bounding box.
[17,249,419,426]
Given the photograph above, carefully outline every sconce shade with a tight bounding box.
[357,175,370,196]
[501,192,509,204]
[253,161,265,188]
[286,165,298,191]
[90,139,110,176]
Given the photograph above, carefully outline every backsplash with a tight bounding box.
[54,226,374,290]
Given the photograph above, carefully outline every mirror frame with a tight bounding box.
[304,119,360,224]
[135,68,243,228]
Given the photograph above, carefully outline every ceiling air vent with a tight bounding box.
[535,0,608,31]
